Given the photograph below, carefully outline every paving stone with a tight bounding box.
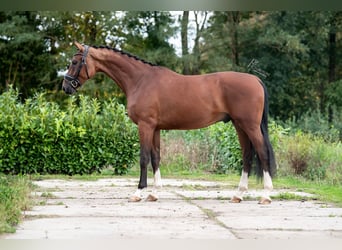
[2,178,342,239]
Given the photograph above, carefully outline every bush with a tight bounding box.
[276,131,342,183]
[0,88,139,175]
[284,132,312,175]
[285,107,341,142]
[160,120,288,175]
[160,122,242,174]
[276,109,342,183]
[205,122,242,174]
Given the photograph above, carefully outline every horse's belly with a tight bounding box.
[157,110,227,130]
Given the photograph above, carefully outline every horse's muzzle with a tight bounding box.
[62,80,77,95]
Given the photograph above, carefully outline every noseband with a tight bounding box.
[64,45,90,89]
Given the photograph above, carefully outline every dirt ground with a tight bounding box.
[2,178,342,239]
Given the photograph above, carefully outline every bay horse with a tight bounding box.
[63,41,276,204]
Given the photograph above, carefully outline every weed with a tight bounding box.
[276,131,342,182]
[0,175,33,233]
[271,192,309,201]
[40,192,55,198]
[37,200,47,206]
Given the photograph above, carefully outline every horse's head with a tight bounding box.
[63,42,93,94]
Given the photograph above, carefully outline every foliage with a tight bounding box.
[205,123,242,174]
[0,175,32,233]
[284,107,341,141]
[160,123,240,174]
[119,11,178,68]
[275,130,342,183]
[325,79,342,108]
[0,88,139,175]
[1,11,341,123]
[161,121,286,175]
[0,11,58,97]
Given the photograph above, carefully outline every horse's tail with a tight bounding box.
[255,80,277,178]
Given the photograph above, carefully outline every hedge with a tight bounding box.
[0,88,139,175]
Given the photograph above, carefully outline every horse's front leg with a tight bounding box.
[129,122,154,202]
[146,129,162,201]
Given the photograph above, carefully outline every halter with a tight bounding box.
[64,45,90,89]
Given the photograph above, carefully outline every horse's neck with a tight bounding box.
[94,50,147,96]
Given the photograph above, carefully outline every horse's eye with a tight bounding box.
[67,65,70,70]
[72,60,78,65]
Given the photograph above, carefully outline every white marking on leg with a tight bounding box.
[231,170,248,203]
[239,170,249,191]
[147,168,162,202]
[263,170,273,190]
[154,168,162,188]
[134,189,142,197]
[129,189,142,202]
[259,170,273,204]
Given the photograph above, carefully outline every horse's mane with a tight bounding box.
[91,45,157,67]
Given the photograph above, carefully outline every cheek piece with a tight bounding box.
[64,45,90,90]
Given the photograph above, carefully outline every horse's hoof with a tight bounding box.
[146,194,158,202]
[258,197,272,205]
[230,196,243,203]
[129,195,142,202]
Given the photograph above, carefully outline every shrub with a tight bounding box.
[276,130,342,183]
[285,107,341,142]
[0,88,139,175]
[160,122,242,174]
[206,122,242,174]
[160,120,289,175]
[285,132,312,175]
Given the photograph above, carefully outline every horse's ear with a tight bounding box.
[74,41,84,51]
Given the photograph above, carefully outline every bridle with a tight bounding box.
[64,45,90,89]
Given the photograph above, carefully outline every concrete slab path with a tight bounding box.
[2,178,342,239]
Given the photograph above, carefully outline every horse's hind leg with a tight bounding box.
[231,124,253,203]
[245,126,273,204]
[146,129,162,201]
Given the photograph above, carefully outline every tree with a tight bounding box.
[257,11,342,120]
[201,11,249,73]
[227,11,241,68]
[0,11,56,97]
[120,11,178,68]
[181,11,190,75]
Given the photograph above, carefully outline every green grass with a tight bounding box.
[274,176,342,206]
[29,173,102,182]
[270,192,312,201]
[0,175,33,234]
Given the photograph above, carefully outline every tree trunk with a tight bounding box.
[328,19,336,84]
[181,11,190,75]
[227,11,240,68]
[326,13,338,122]
[192,11,208,75]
